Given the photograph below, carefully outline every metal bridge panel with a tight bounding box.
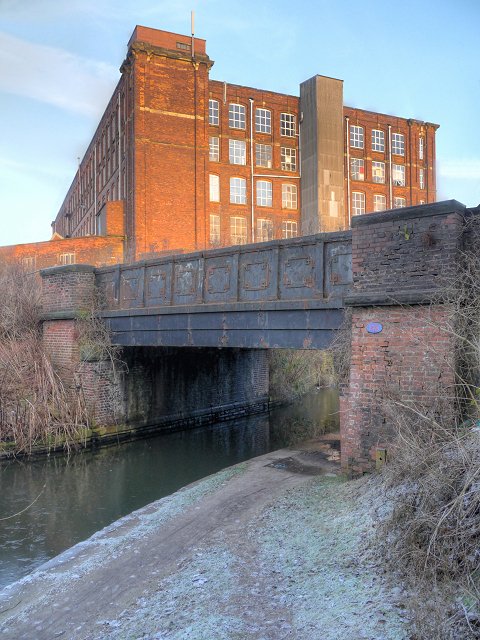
[279,242,323,300]
[145,262,173,307]
[203,253,239,303]
[172,258,203,306]
[325,241,352,298]
[239,248,279,302]
[120,267,145,309]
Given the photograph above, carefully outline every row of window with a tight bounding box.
[22,253,75,271]
[350,126,425,159]
[209,100,297,137]
[209,176,298,209]
[349,159,425,188]
[210,215,298,245]
[351,193,426,216]
[209,137,297,171]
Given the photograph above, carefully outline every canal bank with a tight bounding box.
[0,438,409,640]
[0,387,339,589]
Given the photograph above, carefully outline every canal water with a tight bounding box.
[0,387,339,590]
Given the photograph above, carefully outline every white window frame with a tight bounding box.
[209,174,220,202]
[229,139,246,165]
[372,161,385,184]
[255,108,271,134]
[419,137,424,160]
[256,180,272,207]
[282,220,298,239]
[209,136,219,162]
[351,192,365,216]
[281,147,297,171]
[255,143,272,168]
[210,214,220,245]
[282,184,297,209]
[280,113,296,137]
[230,177,247,204]
[372,129,385,152]
[350,125,364,149]
[394,197,406,209]
[209,99,219,126]
[257,218,273,242]
[229,103,246,129]
[420,199,426,205]
[392,164,405,187]
[22,256,36,271]
[373,194,386,212]
[350,158,364,181]
[59,252,75,265]
[230,217,247,245]
[419,168,424,190]
[392,133,405,156]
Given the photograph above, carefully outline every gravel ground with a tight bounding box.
[0,446,409,640]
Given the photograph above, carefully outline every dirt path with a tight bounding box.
[0,438,409,640]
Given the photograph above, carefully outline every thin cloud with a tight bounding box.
[437,158,480,181]
[0,32,118,117]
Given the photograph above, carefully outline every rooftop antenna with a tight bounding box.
[191,11,194,58]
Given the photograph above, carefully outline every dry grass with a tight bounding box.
[0,264,122,455]
[377,403,480,638]
[375,218,480,639]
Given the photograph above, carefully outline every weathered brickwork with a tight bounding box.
[342,200,466,473]
[42,319,79,391]
[41,265,95,315]
[0,235,124,272]
[341,305,455,473]
[120,346,269,430]
[348,201,464,303]
[39,262,270,433]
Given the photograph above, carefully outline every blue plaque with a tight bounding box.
[366,322,383,334]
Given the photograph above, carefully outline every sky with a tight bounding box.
[0,0,479,247]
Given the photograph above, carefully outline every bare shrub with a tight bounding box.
[269,349,335,402]
[376,217,480,638]
[328,306,352,391]
[0,262,41,341]
[0,265,123,455]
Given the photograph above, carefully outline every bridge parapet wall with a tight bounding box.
[95,232,352,311]
[342,200,466,474]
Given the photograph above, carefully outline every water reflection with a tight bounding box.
[0,387,338,589]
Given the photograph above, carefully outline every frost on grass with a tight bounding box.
[91,476,409,640]
[247,476,407,640]
[106,545,249,640]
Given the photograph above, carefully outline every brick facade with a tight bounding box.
[42,25,437,266]
[344,109,438,227]
[0,233,124,273]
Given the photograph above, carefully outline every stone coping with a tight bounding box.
[40,264,96,277]
[351,199,466,228]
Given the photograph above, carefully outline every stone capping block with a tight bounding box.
[40,264,96,277]
[41,310,90,321]
[345,288,446,307]
[351,199,466,228]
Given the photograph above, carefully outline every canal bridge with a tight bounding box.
[96,230,352,351]
[40,200,473,473]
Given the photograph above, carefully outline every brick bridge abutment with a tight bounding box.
[40,200,470,472]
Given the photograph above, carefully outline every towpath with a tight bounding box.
[0,436,408,639]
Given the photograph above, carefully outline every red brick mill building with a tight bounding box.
[0,25,439,269]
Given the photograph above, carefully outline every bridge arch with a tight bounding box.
[40,200,474,473]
